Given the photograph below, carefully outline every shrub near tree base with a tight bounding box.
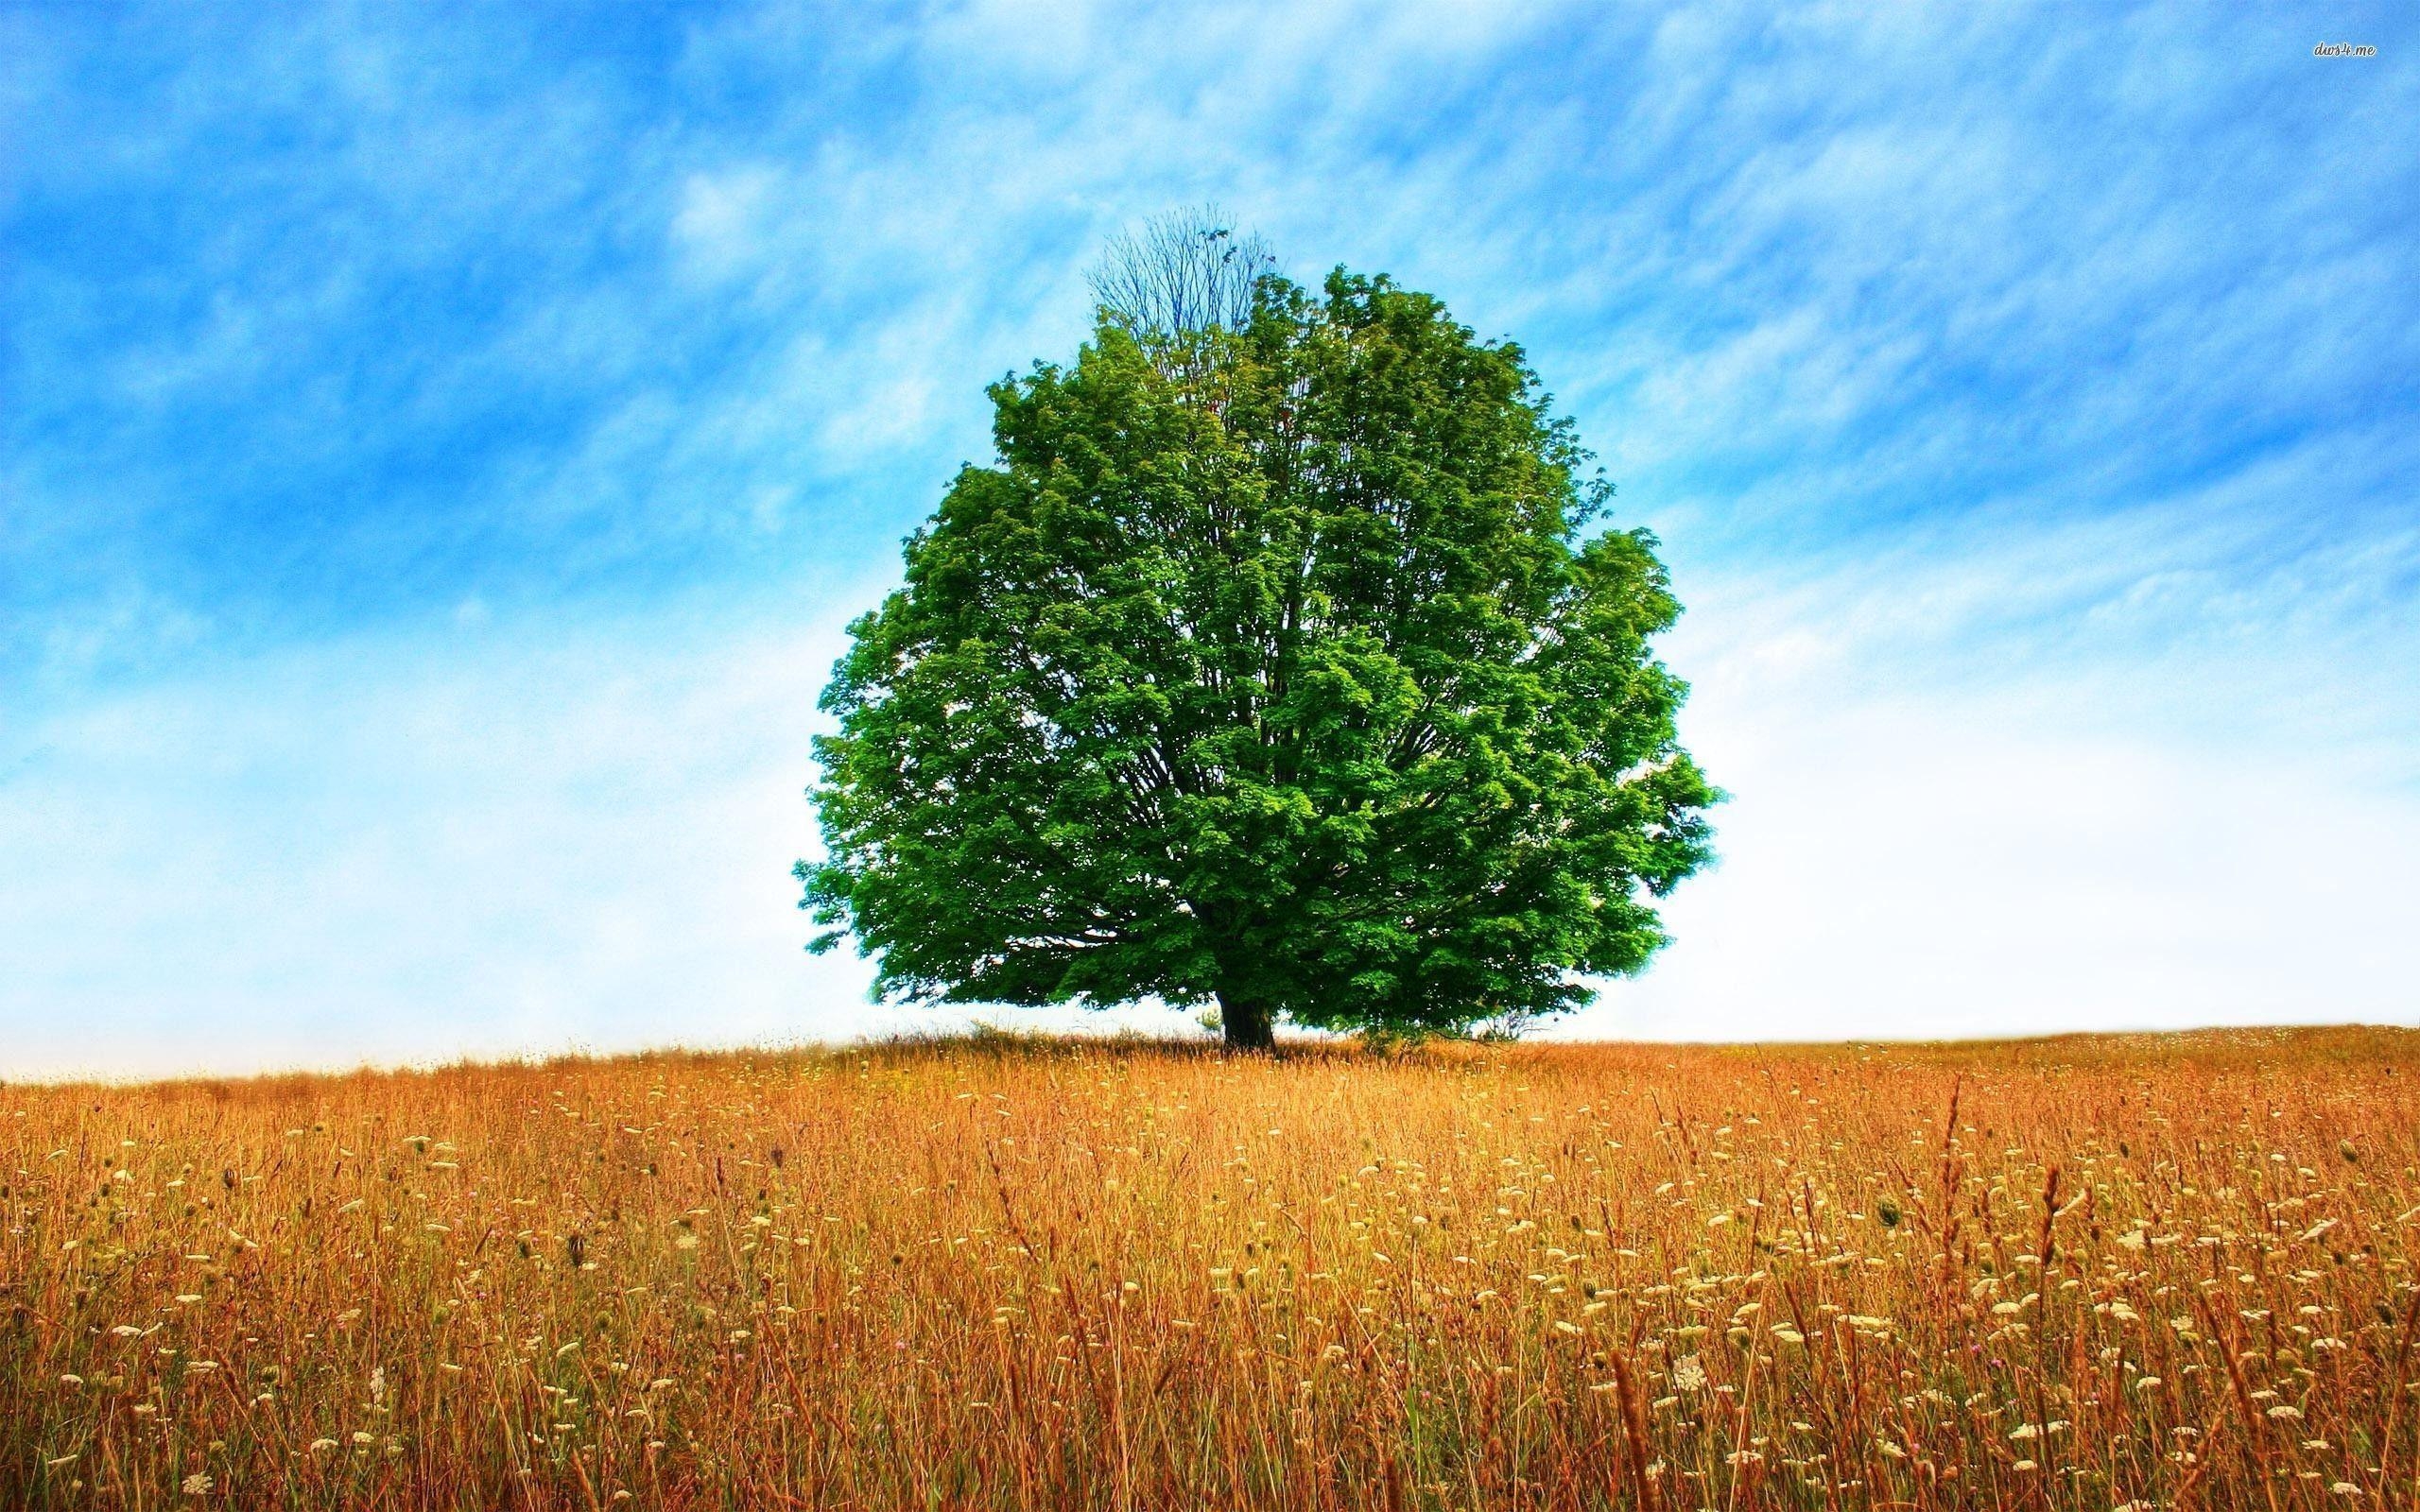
[801,265,1716,1047]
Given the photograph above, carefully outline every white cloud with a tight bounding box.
[1580,680,2420,1043]
[671,164,785,281]
[0,598,850,1079]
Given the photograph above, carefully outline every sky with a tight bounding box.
[3,1,2415,1079]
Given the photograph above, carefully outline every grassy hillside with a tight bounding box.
[7,1027,2419,1508]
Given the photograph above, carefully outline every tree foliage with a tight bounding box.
[800,266,1716,1047]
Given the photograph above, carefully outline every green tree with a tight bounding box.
[800,265,1716,1048]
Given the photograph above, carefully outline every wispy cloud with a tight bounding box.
[0,595,851,1078]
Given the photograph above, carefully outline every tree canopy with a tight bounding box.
[800,265,1716,1047]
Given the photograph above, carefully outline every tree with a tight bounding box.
[799,260,1717,1049]
[1087,204,1276,343]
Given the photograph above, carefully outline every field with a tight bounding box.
[7,1027,2420,1510]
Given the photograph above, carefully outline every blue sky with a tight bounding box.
[4,1,2415,1076]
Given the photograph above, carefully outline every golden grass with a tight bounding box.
[6,1025,2419,1509]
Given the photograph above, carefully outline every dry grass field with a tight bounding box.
[7,1026,2419,1510]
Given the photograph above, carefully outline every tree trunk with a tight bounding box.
[1216,991,1276,1051]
